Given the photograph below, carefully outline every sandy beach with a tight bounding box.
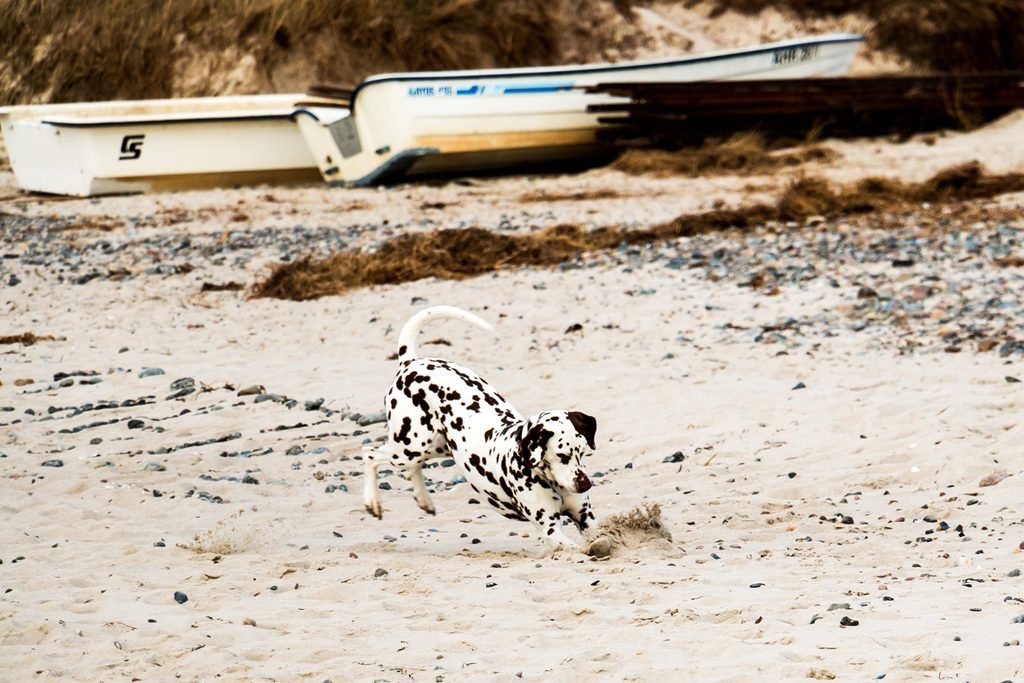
[2,107,1024,682]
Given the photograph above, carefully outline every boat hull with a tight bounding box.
[0,95,330,196]
[297,34,863,185]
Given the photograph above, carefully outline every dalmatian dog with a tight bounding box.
[363,305,597,549]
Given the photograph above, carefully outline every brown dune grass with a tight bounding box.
[700,0,1024,73]
[608,133,837,177]
[0,0,632,104]
[251,162,1024,300]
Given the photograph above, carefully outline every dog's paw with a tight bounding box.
[365,500,383,519]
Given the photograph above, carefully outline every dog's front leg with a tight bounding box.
[561,492,596,533]
[525,488,579,550]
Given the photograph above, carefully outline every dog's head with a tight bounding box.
[518,410,597,493]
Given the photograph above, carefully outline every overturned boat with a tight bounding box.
[295,33,863,186]
[0,93,347,196]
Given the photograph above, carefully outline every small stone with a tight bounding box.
[169,377,195,392]
[243,617,256,626]
[827,603,850,611]
[89,437,102,445]
[1009,569,1021,577]
[237,385,264,396]
[1006,376,1021,384]
[173,591,188,604]
[750,582,765,588]
[304,398,324,411]
[587,537,613,558]
[138,367,165,379]
[41,459,63,467]
[374,568,388,578]
[127,419,145,429]
[144,462,166,472]
[357,411,386,426]
[840,616,859,626]
[485,582,497,588]
[662,451,686,463]
[841,515,854,525]
[379,482,391,490]
[792,382,806,390]
[923,515,938,523]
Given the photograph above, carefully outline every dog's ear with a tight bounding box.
[518,421,552,469]
[567,411,597,450]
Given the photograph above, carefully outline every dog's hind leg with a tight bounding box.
[409,463,436,515]
[363,449,383,519]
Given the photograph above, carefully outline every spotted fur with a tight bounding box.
[364,306,597,549]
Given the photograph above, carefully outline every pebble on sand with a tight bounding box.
[173,591,188,604]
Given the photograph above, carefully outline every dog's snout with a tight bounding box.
[575,471,592,493]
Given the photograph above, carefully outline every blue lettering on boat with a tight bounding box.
[500,82,575,94]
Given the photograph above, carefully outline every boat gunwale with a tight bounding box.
[32,112,300,129]
[348,33,864,105]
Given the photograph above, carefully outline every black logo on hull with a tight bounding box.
[119,135,145,160]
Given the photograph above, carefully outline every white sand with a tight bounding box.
[2,116,1024,682]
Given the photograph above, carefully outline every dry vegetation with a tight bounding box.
[697,0,1024,73]
[4,0,1024,105]
[0,0,634,104]
[252,161,1024,300]
[608,133,837,177]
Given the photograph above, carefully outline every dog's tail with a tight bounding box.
[398,306,495,360]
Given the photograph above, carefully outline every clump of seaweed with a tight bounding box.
[609,133,837,178]
[251,161,1024,300]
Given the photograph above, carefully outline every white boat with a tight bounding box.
[295,33,863,186]
[0,93,347,196]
